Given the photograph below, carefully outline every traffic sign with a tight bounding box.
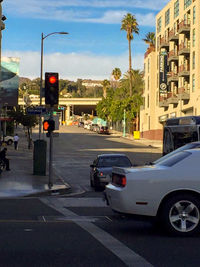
[27,107,46,115]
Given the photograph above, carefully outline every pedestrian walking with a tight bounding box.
[0,148,10,171]
[13,134,19,150]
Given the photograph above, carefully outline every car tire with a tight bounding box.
[160,194,200,236]
[90,176,94,188]
[7,140,13,145]
[94,177,101,191]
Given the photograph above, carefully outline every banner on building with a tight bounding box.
[159,51,168,94]
[0,57,20,106]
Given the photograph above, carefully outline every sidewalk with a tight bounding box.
[0,126,70,198]
[110,130,163,150]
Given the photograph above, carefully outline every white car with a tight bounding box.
[105,148,200,236]
[1,136,14,145]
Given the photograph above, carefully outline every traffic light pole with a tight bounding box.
[48,107,54,189]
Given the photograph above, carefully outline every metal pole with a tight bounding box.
[123,109,126,137]
[48,107,53,189]
[39,33,44,139]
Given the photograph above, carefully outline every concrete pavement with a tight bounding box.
[0,126,70,198]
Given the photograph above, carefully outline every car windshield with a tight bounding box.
[155,151,191,167]
[97,157,132,167]
[153,142,200,165]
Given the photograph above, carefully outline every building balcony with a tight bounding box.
[159,96,169,107]
[160,37,169,49]
[178,87,190,100]
[167,72,179,82]
[178,20,190,34]
[178,64,190,77]
[178,42,190,55]
[168,29,179,42]
[166,92,179,104]
[168,50,179,62]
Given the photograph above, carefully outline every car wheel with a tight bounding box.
[94,176,101,191]
[7,140,13,145]
[90,175,94,188]
[160,194,200,236]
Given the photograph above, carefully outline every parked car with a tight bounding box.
[90,124,98,131]
[78,122,84,127]
[105,148,200,236]
[1,136,14,145]
[97,126,109,135]
[90,154,132,190]
[93,125,100,133]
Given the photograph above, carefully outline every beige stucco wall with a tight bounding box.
[141,0,200,140]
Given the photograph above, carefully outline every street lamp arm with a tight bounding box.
[43,32,69,40]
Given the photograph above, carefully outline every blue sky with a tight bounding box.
[2,0,168,81]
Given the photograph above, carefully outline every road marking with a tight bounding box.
[61,197,107,207]
[41,197,153,267]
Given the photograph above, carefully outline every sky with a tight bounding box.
[2,0,168,81]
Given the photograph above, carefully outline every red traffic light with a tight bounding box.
[49,76,57,84]
[43,120,50,131]
[43,119,55,132]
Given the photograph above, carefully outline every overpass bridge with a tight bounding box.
[18,97,102,121]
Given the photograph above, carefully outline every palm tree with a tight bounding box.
[121,13,139,96]
[101,79,110,98]
[112,68,122,88]
[143,32,155,47]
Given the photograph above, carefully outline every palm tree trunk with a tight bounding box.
[128,38,132,96]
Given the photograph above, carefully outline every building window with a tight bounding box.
[192,51,195,69]
[192,28,195,47]
[184,0,192,9]
[157,17,162,33]
[174,0,179,19]
[193,6,196,24]
[165,9,170,26]
[192,74,195,92]
[147,94,149,108]
[148,77,149,90]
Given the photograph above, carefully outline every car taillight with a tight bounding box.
[112,173,126,187]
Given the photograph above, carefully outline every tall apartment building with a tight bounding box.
[140,0,200,140]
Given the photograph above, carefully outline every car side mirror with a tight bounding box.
[90,164,94,168]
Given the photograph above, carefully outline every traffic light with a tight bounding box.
[43,119,55,132]
[45,72,59,106]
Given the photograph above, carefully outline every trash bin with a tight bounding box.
[33,139,47,175]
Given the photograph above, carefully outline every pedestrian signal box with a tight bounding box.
[45,72,59,106]
[43,119,55,132]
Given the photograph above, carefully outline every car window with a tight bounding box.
[97,157,132,167]
[154,142,200,165]
[155,151,191,167]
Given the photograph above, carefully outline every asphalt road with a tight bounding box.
[2,126,200,266]
[51,125,162,193]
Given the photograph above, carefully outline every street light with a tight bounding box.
[39,31,69,139]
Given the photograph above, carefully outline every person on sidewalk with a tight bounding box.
[0,148,10,171]
[13,134,19,150]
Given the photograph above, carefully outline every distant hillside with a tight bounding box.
[19,77,31,85]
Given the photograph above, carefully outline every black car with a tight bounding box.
[97,126,109,135]
[90,154,132,190]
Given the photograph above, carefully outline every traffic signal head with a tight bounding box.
[43,119,55,132]
[45,72,59,106]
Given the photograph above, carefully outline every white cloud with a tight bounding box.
[85,11,155,26]
[3,0,165,25]
[2,50,144,81]
[4,0,167,11]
